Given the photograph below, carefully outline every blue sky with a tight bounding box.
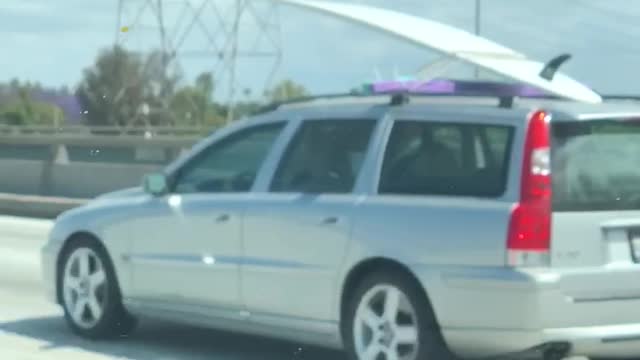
[1,0,640,99]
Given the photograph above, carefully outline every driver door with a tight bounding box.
[128,122,287,312]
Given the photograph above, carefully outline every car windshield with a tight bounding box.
[552,120,640,211]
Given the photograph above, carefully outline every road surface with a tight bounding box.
[0,215,343,360]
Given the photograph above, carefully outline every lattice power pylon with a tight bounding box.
[115,0,283,124]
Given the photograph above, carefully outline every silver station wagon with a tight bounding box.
[41,83,640,360]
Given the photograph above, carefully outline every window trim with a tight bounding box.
[375,119,515,199]
[268,118,378,194]
[169,121,287,194]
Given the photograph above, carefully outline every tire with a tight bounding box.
[58,237,137,339]
[343,270,454,360]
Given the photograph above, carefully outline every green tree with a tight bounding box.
[0,88,64,126]
[232,101,263,119]
[195,72,214,98]
[76,45,180,127]
[266,79,309,103]
[169,72,226,127]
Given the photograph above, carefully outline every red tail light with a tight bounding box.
[507,110,552,266]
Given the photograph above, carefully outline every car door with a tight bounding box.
[127,121,287,312]
[242,118,379,326]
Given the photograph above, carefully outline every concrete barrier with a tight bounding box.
[0,159,43,195]
[0,193,87,219]
[0,159,161,199]
[0,128,202,217]
[49,162,160,198]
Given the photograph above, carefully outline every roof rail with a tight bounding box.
[254,92,364,115]
[254,79,566,114]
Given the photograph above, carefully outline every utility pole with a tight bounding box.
[474,0,481,79]
[227,0,243,124]
[115,0,123,43]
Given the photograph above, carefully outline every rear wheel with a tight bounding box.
[59,238,137,339]
[344,271,453,360]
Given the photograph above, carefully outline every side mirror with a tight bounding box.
[142,173,168,196]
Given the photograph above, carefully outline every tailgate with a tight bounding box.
[552,211,640,267]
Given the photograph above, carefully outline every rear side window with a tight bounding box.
[379,120,513,197]
[271,119,377,193]
[552,119,640,211]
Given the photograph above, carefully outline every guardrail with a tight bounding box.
[0,124,213,137]
[0,132,200,148]
[0,125,213,163]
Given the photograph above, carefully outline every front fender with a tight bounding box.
[46,198,144,301]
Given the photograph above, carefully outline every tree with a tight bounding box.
[266,79,309,103]
[0,88,64,126]
[169,72,225,127]
[195,72,214,98]
[76,45,180,127]
[232,101,263,119]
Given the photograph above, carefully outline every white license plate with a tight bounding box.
[630,231,640,262]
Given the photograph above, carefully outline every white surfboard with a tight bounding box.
[278,0,603,103]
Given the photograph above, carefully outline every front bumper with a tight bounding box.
[412,265,640,359]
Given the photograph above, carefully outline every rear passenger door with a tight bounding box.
[354,116,517,267]
[242,118,379,325]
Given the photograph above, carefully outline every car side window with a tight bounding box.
[270,119,376,194]
[379,120,514,197]
[173,122,285,194]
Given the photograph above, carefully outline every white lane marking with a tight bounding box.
[0,215,53,227]
[0,217,53,241]
[0,247,41,267]
[0,217,53,251]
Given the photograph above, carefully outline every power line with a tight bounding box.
[114,0,283,124]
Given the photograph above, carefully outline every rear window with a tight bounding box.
[378,120,514,197]
[552,119,640,211]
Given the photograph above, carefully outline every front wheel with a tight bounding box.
[344,271,454,360]
[59,238,137,339]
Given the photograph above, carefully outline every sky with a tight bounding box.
[1,0,640,100]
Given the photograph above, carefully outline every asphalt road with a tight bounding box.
[0,215,344,360]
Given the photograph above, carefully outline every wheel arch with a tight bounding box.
[339,257,442,332]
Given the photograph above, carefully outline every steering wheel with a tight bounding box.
[231,170,255,191]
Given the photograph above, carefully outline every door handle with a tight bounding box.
[215,214,230,223]
[320,216,339,225]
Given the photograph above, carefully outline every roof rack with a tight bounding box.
[254,79,564,115]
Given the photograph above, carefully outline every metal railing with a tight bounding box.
[0,125,213,137]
